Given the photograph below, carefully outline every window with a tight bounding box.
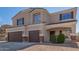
[60,12,73,20]
[33,14,41,24]
[17,18,24,26]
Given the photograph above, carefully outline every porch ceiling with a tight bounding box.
[46,27,71,31]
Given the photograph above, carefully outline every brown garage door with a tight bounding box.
[29,30,40,42]
[8,31,22,42]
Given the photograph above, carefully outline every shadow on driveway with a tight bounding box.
[0,42,36,51]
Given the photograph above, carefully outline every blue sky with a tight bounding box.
[0,7,79,33]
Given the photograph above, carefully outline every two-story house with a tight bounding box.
[6,8,77,42]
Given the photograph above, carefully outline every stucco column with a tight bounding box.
[43,30,50,43]
[71,25,76,33]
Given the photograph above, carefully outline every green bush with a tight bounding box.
[50,35,56,43]
[57,33,65,43]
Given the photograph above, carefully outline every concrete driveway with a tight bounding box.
[0,42,35,51]
[0,41,78,51]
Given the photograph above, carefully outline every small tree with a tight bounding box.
[57,31,65,43]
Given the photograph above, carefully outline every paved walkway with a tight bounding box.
[0,42,35,51]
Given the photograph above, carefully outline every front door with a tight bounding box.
[50,31,56,43]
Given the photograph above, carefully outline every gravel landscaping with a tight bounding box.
[21,43,79,51]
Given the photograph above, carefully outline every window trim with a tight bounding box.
[33,13,41,24]
[17,18,24,26]
[59,12,73,20]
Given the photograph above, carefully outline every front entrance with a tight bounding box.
[29,30,40,42]
[50,31,56,43]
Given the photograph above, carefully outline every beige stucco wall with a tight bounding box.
[46,21,76,34]
[12,13,31,27]
[6,26,25,32]
[48,8,77,24]
[24,24,45,37]
[12,8,77,31]
[12,8,49,27]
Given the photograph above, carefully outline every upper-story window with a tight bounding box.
[33,14,41,24]
[60,12,73,20]
[17,18,24,26]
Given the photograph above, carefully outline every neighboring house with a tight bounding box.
[6,8,77,42]
[0,24,12,34]
[0,24,12,41]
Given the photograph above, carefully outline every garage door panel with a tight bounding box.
[29,30,40,42]
[8,31,22,42]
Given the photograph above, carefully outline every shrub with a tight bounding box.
[50,34,56,43]
[57,33,65,43]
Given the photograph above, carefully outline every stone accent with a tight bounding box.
[22,36,29,42]
[71,35,76,42]
[39,36,44,42]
